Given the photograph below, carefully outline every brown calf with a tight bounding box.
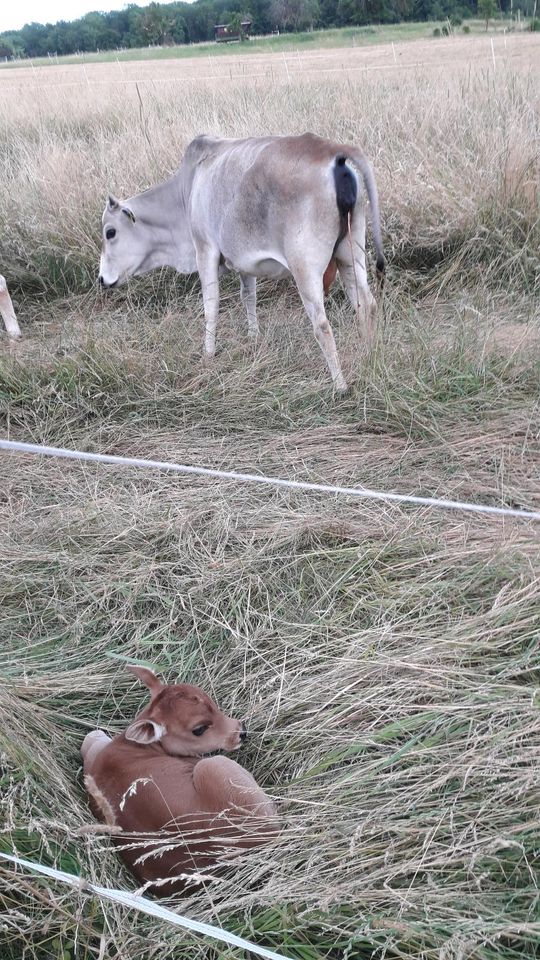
[81,667,278,896]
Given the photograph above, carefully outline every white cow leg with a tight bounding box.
[336,221,376,348]
[196,247,221,357]
[0,276,22,339]
[239,273,258,340]
[338,262,376,349]
[294,273,348,393]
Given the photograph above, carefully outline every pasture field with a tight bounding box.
[0,22,527,70]
[1,31,540,960]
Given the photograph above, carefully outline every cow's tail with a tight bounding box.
[333,150,385,287]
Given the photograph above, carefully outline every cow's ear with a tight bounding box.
[122,206,136,224]
[125,719,165,744]
[108,194,120,210]
[128,666,163,696]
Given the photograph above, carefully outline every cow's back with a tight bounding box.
[185,133,345,269]
[88,737,200,831]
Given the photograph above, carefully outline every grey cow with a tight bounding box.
[99,133,384,392]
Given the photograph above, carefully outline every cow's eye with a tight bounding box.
[192,724,208,737]
[105,228,116,241]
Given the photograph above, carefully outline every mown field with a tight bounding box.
[0,21,526,69]
[0,32,539,960]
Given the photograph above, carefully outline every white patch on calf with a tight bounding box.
[84,775,118,827]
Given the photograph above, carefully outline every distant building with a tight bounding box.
[214,20,252,43]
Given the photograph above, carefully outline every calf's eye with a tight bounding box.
[192,724,208,737]
[105,227,116,240]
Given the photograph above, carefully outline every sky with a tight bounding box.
[0,1,192,34]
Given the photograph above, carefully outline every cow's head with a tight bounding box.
[98,195,147,288]
[124,666,247,757]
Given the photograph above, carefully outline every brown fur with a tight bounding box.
[82,668,278,896]
[323,258,338,295]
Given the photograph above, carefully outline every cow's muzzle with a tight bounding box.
[98,275,117,289]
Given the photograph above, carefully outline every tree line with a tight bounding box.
[0,0,525,59]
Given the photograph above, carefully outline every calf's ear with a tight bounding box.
[108,194,120,210]
[125,718,166,744]
[128,665,163,697]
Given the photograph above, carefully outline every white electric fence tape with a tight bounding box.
[0,852,293,960]
[1,439,539,521]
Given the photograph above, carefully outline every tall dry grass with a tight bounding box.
[0,45,538,295]
[1,38,540,960]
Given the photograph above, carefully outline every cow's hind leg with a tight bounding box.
[293,271,348,393]
[81,732,118,826]
[239,273,258,340]
[196,245,221,357]
[335,212,376,348]
[81,730,112,773]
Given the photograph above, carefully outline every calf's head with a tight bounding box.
[99,195,148,288]
[124,666,246,757]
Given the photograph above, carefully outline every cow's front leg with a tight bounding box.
[196,246,221,357]
[193,756,277,821]
[239,273,258,340]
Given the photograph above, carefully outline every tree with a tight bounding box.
[249,0,275,33]
[183,3,212,42]
[478,0,497,26]
[0,0,508,57]
[270,0,320,31]
[0,31,24,55]
[141,3,174,44]
[171,14,187,43]
[20,21,50,56]
[337,0,363,24]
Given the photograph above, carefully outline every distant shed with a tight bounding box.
[214,20,252,42]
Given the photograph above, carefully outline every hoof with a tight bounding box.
[4,326,22,340]
[334,381,349,397]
